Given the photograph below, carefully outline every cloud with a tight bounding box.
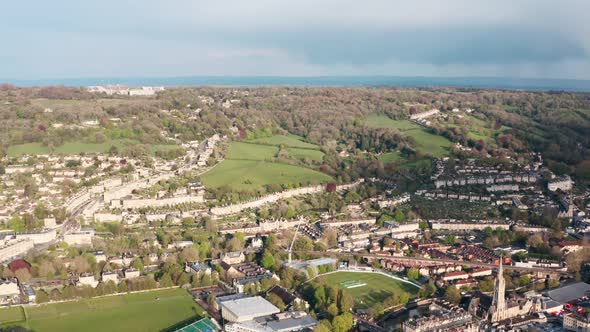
[1,0,590,79]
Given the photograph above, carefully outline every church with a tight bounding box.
[469,259,539,323]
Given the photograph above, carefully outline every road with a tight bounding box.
[291,250,568,275]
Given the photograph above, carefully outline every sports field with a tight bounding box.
[317,272,419,309]
[200,159,332,190]
[364,115,452,157]
[0,288,204,332]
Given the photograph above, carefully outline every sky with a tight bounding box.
[2,0,590,80]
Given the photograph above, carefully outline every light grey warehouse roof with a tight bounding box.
[266,315,318,332]
[547,282,590,304]
[220,296,280,319]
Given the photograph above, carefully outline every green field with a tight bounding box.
[364,115,452,157]
[200,159,332,190]
[0,306,25,325]
[364,115,420,130]
[316,272,419,309]
[249,134,319,149]
[201,135,329,191]
[227,142,278,160]
[1,288,203,332]
[378,151,404,164]
[285,147,324,161]
[30,98,154,111]
[8,140,179,157]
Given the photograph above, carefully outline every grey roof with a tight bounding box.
[220,296,280,319]
[547,282,590,304]
[266,315,318,332]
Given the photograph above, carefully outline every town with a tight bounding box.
[0,84,589,332]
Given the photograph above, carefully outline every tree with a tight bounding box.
[445,285,461,304]
[406,267,420,281]
[261,250,276,271]
[268,293,286,311]
[191,274,201,288]
[177,272,190,286]
[314,286,326,309]
[207,294,217,311]
[331,313,353,332]
[35,290,49,304]
[117,280,128,293]
[179,247,199,263]
[444,235,457,245]
[338,289,353,313]
[314,322,331,332]
[326,303,339,318]
[14,269,31,282]
[419,281,437,298]
[72,256,91,275]
[159,273,174,287]
[38,260,56,279]
[205,218,218,232]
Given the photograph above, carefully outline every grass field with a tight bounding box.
[201,135,330,191]
[378,151,404,164]
[248,134,319,149]
[8,140,179,157]
[0,288,204,332]
[30,98,154,111]
[364,115,452,157]
[316,272,419,309]
[227,141,278,160]
[0,306,25,325]
[200,159,332,190]
[285,147,324,161]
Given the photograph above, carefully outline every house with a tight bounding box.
[267,285,308,310]
[222,251,245,265]
[89,250,107,262]
[78,273,98,287]
[124,268,140,279]
[63,228,95,246]
[469,267,492,278]
[0,278,19,297]
[442,271,469,282]
[185,262,212,275]
[249,237,264,250]
[167,240,194,250]
[102,271,119,284]
[147,253,159,264]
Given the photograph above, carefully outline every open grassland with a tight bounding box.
[285,147,324,161]
[200,159,332,190]
[226,141,278,160]
[8,140,178,157]
[315,272,419,309]
[378,151,404,164]
[364,114,420,130]
[30,98,153,111]
[248,134,319,149]
[201,137,329,191]
[1,288,203,332]
[364,115,452,157]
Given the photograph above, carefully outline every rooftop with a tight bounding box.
[546,282,590,304]
[220,296,280,320]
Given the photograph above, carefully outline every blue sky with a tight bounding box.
[2,0,590,79]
